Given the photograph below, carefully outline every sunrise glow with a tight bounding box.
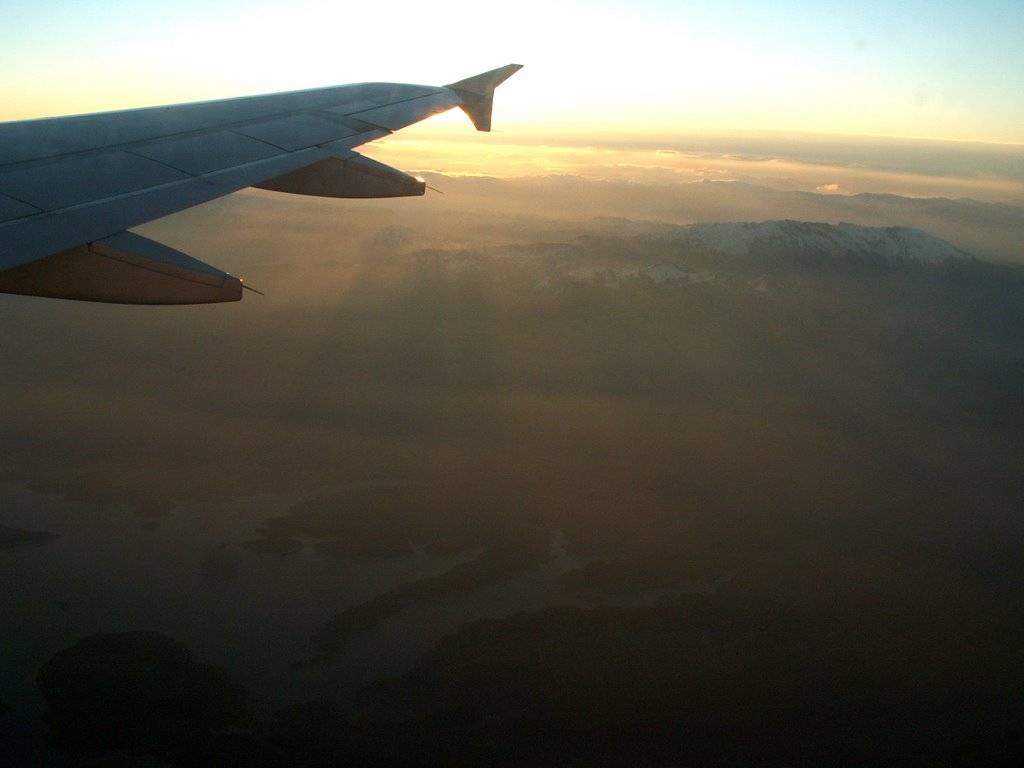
[2,0,1022,144]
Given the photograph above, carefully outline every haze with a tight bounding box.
[2,1,1024,764]
[3,161,1024,763]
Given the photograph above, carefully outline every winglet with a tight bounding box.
[445,64,523,132]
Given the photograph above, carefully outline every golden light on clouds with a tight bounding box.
[363,118,1024,205]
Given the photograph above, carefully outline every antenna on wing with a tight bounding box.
[241,282,265,296]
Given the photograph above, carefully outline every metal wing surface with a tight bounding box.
[0,64,521,304]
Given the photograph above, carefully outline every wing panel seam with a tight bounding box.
[0,149,326,230]
[0,91,449,173]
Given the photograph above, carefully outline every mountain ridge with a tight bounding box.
[589,218,972,266]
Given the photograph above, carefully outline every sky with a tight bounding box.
[1,0,1023,144]
[3,3,1024,762]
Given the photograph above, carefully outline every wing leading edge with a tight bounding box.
[0,64,522,304]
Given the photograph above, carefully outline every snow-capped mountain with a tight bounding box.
[518,219,973,292]
[564,263,715,288]
[404,219,977,295]
[593,219,972,266]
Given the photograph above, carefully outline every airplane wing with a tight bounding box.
[0,64,522,304]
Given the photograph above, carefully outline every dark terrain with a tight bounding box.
[2,206,1022,765]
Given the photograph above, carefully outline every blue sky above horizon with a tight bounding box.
[1,0,1022,144]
